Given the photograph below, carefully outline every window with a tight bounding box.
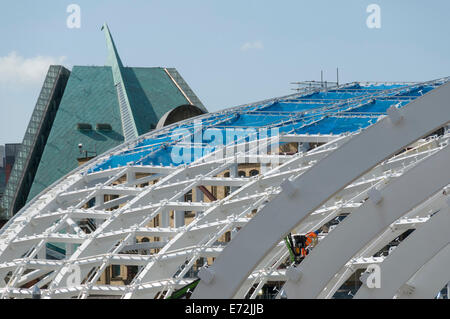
[112,265,121,278]
[224,186,231,197]
[224,172,231,197]
[126,266,139,283]
[77,123,92,131]
[96,123,112,131]
[184,190,192,202]
[86,198,95,208]
[250,169,259,177]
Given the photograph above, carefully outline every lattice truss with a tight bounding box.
[0,80,450,299]
[193,81,450,300]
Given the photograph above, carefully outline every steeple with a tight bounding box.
[101,23,138,141]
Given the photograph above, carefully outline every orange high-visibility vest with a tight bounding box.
[301,248,307,257]
[305,232,318,247]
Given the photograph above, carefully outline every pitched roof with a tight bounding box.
[3,24,207,215]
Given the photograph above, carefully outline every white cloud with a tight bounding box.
[240,41,264,52]
[0,51,66,85]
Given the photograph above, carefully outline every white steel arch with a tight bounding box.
[354,206,450,298]
[1,129,439,299]
[280,145,450,299]
[396,244,450,299]
[0,133,346,298]
[0,79,449,299]
[192,82,450,299]
[241,137,448,299]
[317,188,450,299]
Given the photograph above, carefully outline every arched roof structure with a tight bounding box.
[0,78,449,299]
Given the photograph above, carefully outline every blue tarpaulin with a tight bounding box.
[90,83,439,171]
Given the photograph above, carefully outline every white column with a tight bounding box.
[260,163,270,174]
[194,188,203,218]
[161,210,170,228]
[195,188,204,202]
[174,195,185,228]
[126,170,135,184]
[161,209,170,241]
[174,211,184,228]
[94,194,104,228]
[230,163,238,193]
[95,194,104,206]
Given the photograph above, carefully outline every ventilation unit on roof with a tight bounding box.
[77,123,92,131]
[96,123,112,131]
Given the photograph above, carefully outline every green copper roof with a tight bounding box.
[17,24,206,208]
[122,67,189,134]
[27,66,124,202]
[165,68,207,112]
[26,65,197,204]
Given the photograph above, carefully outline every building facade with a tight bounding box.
[0,24,206,222]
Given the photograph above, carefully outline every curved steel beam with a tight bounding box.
[396,244,450,299]
[192,82,450,299]
[282,145,450,298]
[317,187,449,298]
[354,206,450,298]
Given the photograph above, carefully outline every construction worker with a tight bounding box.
[287,230,320,264]
[292,234,307,258]
[294,231,319,258]
[305,231,319,249]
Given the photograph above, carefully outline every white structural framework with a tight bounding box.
[0,79,449,299]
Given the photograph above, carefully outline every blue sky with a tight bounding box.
[1,0,449,145]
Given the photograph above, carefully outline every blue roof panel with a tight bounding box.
[90,81,446,171]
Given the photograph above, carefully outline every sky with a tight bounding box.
[0,0,449,145]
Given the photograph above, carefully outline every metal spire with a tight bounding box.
[101,23,138,142]
[101,23,124,71]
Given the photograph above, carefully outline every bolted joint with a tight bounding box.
[286,266,302,283]
[281,180,299,199]
[198,267,215,285]
[399,283,415,295]
[367,187,383,205]
[386,105,403,125]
